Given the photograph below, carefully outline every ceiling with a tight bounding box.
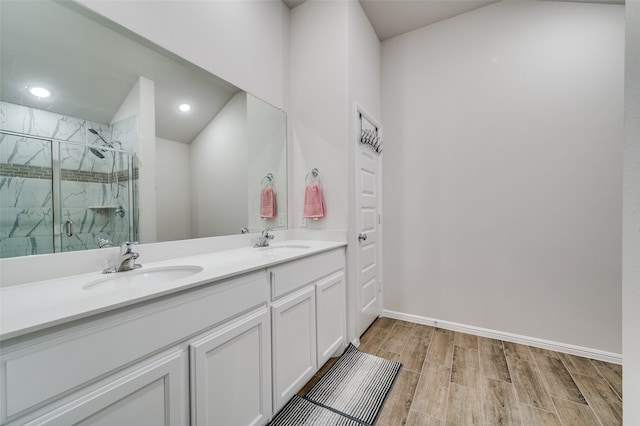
[359,0,500,40]
[282,0,498,40]
[285,0,625,41]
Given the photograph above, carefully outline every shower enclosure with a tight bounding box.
[0,130,137,259]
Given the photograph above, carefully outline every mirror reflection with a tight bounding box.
[0,0,287,259]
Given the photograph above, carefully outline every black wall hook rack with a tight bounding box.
[361,128,382,154]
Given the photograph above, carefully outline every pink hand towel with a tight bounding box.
[303,184,325,218]
[260,187,276,218]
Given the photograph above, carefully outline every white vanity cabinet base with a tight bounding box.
[316,271,346,367]
[19,349,186,426]
[271,286,317,413]
[1,245,347,426]
[1,271,267,423]
[190,307,271,426]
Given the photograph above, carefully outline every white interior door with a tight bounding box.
[355,110,383,337]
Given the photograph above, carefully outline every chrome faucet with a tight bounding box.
[103,241,142,273]
[254,228,274,247]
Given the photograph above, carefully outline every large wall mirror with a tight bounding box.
[0,0,287,259]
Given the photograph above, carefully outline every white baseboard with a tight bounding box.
[382,309,622,365]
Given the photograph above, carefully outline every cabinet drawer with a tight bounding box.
[1,271,267,422]
[269,249,344,300]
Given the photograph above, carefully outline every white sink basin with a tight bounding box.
[258,244,311,252]
[82,265,203,291]
[259,244,311,251]
[265,244,311,250]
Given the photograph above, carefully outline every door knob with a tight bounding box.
[358,233,367,242]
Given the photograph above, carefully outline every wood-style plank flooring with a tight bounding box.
[301,317,622,426]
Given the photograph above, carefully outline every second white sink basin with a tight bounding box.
[258,244,311,254]
[265,244,311,250]
[82,265,203,291]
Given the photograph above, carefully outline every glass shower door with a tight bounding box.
[0,132,55,258]
[58,142,134,252]
[0,131,137,259]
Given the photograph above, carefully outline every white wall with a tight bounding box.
[77,0,289,110]
[382,1,624,354]
[289,1,349,232]
[156,137,191,242]
[190,92,248,237]
[623,0,640,421]
[289,0,379,230]
[347,1,381,123]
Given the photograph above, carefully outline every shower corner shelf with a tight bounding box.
[88,206,121,209]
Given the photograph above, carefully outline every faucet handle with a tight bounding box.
[97,237,113,248]
[120,241,139,254]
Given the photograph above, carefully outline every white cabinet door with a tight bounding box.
[316,271,346,367]
[190,308,271,426]
[271,286,317,412]
[24,349,186,426]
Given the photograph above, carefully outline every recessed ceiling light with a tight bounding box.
[27,86,52,98]
[178,103,191,112]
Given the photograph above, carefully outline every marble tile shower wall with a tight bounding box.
[0,101,138,259]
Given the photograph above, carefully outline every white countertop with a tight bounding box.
[0,240,346,341]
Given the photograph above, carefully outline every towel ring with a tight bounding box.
[261,173,274,188]
[305,168,320,186]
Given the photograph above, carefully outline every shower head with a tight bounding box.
[89,128,110,146]
[89,128,123,149]
[89,147,105,159]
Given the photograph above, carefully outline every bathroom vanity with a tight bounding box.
[0,241,346,426]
